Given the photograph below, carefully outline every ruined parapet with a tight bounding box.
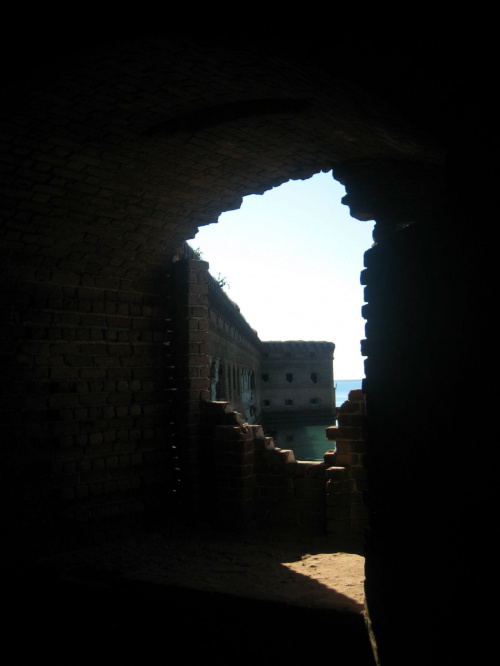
[324,389,368,537]
[213,423,256,530]
[200,399,246,426]
[201,400,329,537]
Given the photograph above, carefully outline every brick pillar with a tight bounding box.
[171,257,211,515]
[213,424,255,530]
[332,159,491,665]
[324,388,368,537]
[202,400,330,537]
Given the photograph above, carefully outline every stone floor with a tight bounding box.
[4,527,376,665]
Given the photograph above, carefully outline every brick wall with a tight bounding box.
[1,35,444,559]
[207,270,261,422]
[201,395,368,539]
[2,30,497,666]
[324,389,368,537]
[170,256,211,514]
[211,413,328,537]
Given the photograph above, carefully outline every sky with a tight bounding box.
[194,171,375,380]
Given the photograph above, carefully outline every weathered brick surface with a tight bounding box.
[0,36,452,617]
[202,401,333,536]
[324,390,368,538]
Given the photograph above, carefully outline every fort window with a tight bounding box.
[261,373,269,382]
[286,373,293,383]
[285,399,293,406]
[311,372,318,383]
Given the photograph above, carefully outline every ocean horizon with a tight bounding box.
[335,378,364,407]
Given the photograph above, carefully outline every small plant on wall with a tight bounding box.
[217,273,229,290]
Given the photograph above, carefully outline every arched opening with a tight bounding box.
[172,172,376,625]
[194,171,374,462]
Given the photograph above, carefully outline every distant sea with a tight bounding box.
[335,378,363,407]
[264,379,364,462]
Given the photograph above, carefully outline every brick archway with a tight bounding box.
[2,35,445,546]
[2,33,495,666]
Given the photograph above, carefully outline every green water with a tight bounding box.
[262,420,334,461]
